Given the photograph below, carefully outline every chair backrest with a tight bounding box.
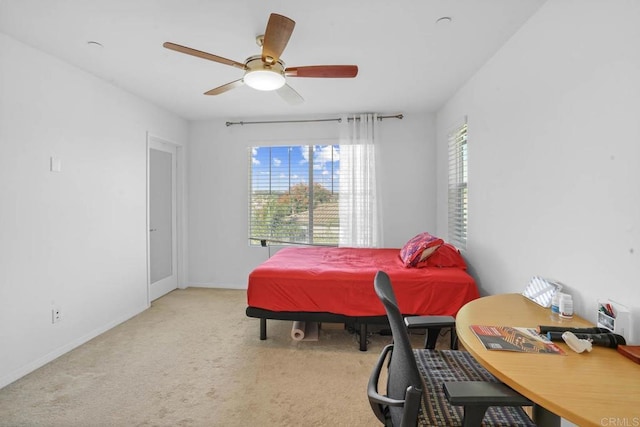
[374,270,424,425]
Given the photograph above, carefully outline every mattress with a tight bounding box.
[247,246,479,317]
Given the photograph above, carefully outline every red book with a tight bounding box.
[617,345,640,364]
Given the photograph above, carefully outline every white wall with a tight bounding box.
[0,33,188,388]
[187,112,436,288]
[437,0,640,344]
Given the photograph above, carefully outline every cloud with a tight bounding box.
[315,145,338,163]
[298,145,339,170]
[300,146,309,164]
[313,145,338,173]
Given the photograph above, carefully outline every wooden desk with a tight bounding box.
[456,293,640,427]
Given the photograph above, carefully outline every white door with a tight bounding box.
[148,138,178,301]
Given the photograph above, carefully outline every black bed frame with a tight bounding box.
[245,307,445,351]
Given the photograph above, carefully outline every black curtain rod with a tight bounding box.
[225,114,403,127]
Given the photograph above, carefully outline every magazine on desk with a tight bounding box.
[470,325,566,355]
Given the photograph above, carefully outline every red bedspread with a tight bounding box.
[247,246,479,317]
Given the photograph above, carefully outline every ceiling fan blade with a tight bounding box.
[285,65,358,78]
[261,14,295,64]
[204,79,244,95]
[277,84,304,105]
[163,42,247,70]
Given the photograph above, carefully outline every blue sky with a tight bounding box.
[251,145,339,192]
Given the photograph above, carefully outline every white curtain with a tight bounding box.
[338,113,382,247]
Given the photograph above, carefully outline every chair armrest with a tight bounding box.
[443,381,532,407]
[368,344,424,426]
[404,315,456,329]
[367,344,405,407]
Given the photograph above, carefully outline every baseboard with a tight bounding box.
[0,303,149,390]
[187,282,247,290]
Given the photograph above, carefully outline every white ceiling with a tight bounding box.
[0,0,546,121]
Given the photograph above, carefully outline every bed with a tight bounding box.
[246,234,479,350]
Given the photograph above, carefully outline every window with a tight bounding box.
[448,121,468,249]
[249,145,340,246]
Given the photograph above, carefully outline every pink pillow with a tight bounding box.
[416,243,467,269]
[399,232,444,267]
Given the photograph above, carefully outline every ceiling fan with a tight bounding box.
[163,13,358,105]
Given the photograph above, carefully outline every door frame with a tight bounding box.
[146,132,186,304]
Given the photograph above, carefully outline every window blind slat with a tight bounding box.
[448,122,468,249]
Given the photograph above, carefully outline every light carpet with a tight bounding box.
[0,288,450,427]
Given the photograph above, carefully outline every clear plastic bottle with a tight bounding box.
[559,294,574,319]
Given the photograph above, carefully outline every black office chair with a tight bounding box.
[368,271,536,427]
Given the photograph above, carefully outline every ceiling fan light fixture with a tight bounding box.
[244,69,286,91]
[163,13,358,102]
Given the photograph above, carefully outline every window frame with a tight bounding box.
[248,144,340,246]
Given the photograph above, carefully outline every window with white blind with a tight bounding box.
[249,145,340,246]
[448,121,468,249]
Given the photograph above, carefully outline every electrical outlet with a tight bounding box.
[52,307,62,324]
